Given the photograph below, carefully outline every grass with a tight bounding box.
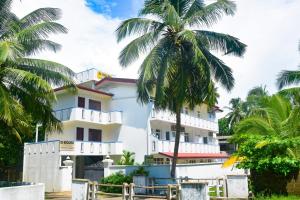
[255,195,300,200]
[209,186,224,197]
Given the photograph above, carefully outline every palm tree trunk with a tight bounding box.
[171,106,181,178]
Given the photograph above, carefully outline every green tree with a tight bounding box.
[245,85,269,115]
[0,0,76,139]
[218,117,233,135]
[230,94,300,195]
[117,150,135,165]
[116,0,246,177]
[225,98,246,129]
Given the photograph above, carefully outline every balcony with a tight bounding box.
[59,141,123,156]
[53,108,122,125]
[152,140,220,154]
[151,110,218,132]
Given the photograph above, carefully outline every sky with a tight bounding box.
[12,0,300,116]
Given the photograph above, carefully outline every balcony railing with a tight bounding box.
[152,139,220,154]
[53,108,122,125]
[151,110,218,132]
[59,141,123,156]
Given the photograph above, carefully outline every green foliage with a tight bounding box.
[235,136,300,176]
[117,150,135,165]
[130,166,149,177]
[255,195,300,200]
[218,117,233,135]
[0,0,76,140]
[100,172,132,193]
[117,0,246,177]
[231,93,300,195]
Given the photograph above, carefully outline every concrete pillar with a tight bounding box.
[102,155,114,177]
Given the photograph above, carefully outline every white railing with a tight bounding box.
[152,140,220,154]
[151,110,218,132]
[60,141,123,156]
[75,68,99,83]
[53,108,122,124]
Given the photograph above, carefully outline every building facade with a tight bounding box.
[23,68,226,188]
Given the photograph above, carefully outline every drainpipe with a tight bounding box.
[35,124,42,143]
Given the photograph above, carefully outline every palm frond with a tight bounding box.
[20,8,62,28]
[15,58,76,88]
[119,32,161,67]
[116,18,162,42]
[185,0,236,27]
[235,117,276,136]
[199,47,234,91]
[17,21,68,41]
[277,69,300,89]
[195,30,246,56]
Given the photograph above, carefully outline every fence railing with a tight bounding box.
[151,109,218,132]
[88,182,180,200]
[53,107,122,124]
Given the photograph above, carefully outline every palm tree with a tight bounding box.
[233,95,300,155]
[0,0,76,138]
[116,0,246,177]
[118,150,135,165]
[245,85,269,115]
[277,42,300,89]
[225,98,246,128]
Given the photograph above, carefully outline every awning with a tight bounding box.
[159,152,229,159]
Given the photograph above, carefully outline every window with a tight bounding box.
[152,141,156,151]
[153,158,164,165]
[203,137,208,144]
[76,127,84,141]
[165,131,170,141]
[165,158,170,164]
[89,99,101,111]
[78,97,85,108]
[208,111,215,119]
[184,133,189,142]
[155,129,161,139]
[88,129,102,142]
[189,160,196,164]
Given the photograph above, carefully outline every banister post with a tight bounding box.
[129,183,135,200]
[176,184,181,200]
[167,184,172,200]
[122,183,128,200]
[216,178,220,197]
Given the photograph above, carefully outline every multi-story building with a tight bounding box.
[23,68,227,185]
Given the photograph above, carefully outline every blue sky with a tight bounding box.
[85,0,143,18]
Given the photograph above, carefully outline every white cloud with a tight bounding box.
[12,0,300,116]
[12,0,140,78]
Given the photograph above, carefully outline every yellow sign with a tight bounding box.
[97,71,111,80]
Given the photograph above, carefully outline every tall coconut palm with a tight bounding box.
[277,42,300,89]
[0,0,75,138]
[245,85,269,115]
[116,0,246,177]
[225,98,246,128]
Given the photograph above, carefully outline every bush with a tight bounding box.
[100,172,132,193]
[130,166,149,176]
[235,136,300,195]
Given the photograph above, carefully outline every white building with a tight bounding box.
[22,68,227,191]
